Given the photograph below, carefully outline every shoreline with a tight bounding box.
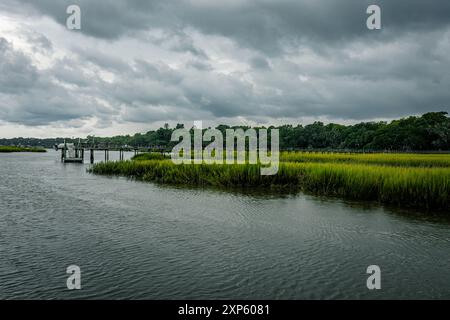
[0,146,47,153]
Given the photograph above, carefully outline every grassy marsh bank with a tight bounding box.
[132,151,450,167]
[90,155,450,210]
[131,153,170,161]
[280,152,450,168]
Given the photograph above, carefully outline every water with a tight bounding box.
[1,150,449,299]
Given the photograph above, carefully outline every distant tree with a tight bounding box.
[1,112,448,151]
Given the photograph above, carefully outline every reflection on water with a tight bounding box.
[0,150,449,299]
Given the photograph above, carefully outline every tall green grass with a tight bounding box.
[134,151,450,167]
[280,151,450,167]
[90,159,450,210]
[0,146,47,153]
[132,152,170,161]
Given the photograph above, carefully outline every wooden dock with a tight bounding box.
[59,145,165,164]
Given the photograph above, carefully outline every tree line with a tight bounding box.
[1,112,449,151]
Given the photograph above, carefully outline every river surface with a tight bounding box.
[1,150,449,299]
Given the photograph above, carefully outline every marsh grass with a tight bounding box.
[131,152,170,161]
[280,152,450,167]
[90,158,450,210]
[134,151,450,167]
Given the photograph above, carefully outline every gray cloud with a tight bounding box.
[0,38,108,125]
[0,0,449,135]
[10,0,450,54]
[0,38,38,94]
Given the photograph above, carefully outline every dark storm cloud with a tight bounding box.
[0,38,109,125]
[13,0,170,40]
[145,30,209,59]
[0,38,38,94]
[0,0,449,131]
[250,56,270,70]
[10,0,450,54]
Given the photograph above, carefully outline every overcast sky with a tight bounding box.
[0,0,449,138]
